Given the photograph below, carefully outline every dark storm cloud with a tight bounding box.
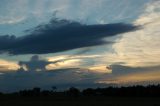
[0,19,139,55]
[18,55,51,72]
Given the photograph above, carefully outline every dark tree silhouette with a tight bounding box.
[83,88,95,96]
[52,86,57,92]
[67,87,80,97]
[1,84,160,97]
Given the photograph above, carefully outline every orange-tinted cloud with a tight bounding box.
[0,59,20,72]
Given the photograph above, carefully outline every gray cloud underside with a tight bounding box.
[0,19,139,55]
[1,65,160,92]
[111,65,160,76]
[0,68,108,92]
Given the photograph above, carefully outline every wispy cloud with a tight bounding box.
[116,71,160,84]
[0,0,147,26]
[0,59,19,72]
[0,0,28,24]
[47,54,101,62]
[46,59,82,70]
[88,65,112,73]
[0,16,26,24]
[96,65,160,85]
[46,54,111,73]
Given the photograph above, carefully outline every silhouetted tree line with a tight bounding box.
[1,85,160,97]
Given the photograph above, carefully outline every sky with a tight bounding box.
[0,0,160,92]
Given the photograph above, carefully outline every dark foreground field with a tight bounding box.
[0,96,160,106]
[1,85,160,106]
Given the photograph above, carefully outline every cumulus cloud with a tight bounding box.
[0,18,138,55]
[100,0,160,68]
[18,55,52,72]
